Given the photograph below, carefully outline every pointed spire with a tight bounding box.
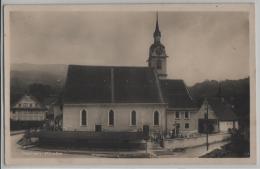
[154,11,161,38]
[156,12,159,30]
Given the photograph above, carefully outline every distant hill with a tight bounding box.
[11,63,67,86]
[189,78,249,103]
[10,63,68,103]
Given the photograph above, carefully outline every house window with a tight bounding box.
[18,104,21,107]
[184,112,190,119]
[29,103,33,107]
[154,111,159,126]
[80,109,87,126]
[131,110,137,126]
[176,123,180,129]
[156,60,162,69]
[108,110,114,126]
[185,123,189,129]
[175,111,180,119]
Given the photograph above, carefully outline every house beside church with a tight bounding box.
[197,98,239,133]
[11,95,47,122]
[160,80,198,136]
[10,95,47,130]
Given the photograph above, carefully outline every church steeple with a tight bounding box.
[153,12,161,43]
[148,12,168,79]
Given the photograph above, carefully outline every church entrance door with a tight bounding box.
[143,125,150,138]
[95,125,102,132]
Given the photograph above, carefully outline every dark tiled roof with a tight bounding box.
[63,66,111,103]
[208,98,238,121]
[160,79,197,109]
[114,67,163,103]
[63,65,164,104]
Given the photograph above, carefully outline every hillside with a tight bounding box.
[10,63,68,103]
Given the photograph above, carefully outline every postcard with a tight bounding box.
[3,3,256,166]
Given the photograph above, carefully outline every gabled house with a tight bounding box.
[11,95,47,122]
[160,79,198,136]
[197,98,239,133]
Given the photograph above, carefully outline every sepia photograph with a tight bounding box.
[3,4,256,166]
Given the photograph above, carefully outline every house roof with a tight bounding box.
[160,79,197,109]
[207,98,238,121]
[63,65,164,104]
[12,95,47,110]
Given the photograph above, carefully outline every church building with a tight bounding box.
[61,14,198,137]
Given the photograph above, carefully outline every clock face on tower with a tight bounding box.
[155,47,162,55]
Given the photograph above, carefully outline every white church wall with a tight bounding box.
[62,103,166,133]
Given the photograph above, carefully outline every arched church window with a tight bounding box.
[157,60,162,69]
[81,109,87,126]
[154,111,160,126]
[108,110,114,126]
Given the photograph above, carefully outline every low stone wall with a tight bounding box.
[37,131,147,149]
[164,132,231,150]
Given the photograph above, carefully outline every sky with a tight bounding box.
[9,11,249,85]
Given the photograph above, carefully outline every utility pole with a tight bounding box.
[206,98,209,151]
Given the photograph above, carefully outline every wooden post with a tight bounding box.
[146,140,148,154]
[206,99,209,151]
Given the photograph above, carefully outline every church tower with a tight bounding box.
[148,13,168,79]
